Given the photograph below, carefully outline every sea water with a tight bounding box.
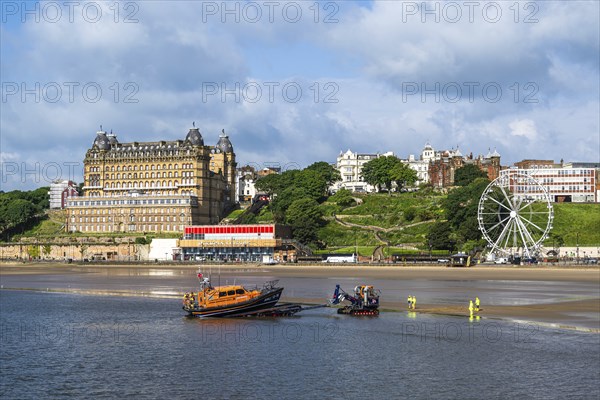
[1,289,599,399]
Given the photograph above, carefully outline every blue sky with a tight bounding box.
[1,0,599,190]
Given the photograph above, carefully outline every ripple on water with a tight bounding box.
[0,291,598,399]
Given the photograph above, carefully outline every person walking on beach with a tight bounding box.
[407,295,412,310]
[475,297,480,312]
[469,300,474,318]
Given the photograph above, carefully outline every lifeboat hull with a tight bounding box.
[186,287,284,318]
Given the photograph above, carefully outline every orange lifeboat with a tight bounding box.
[183,274,283,317]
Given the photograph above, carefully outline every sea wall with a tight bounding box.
[0,241,149,261]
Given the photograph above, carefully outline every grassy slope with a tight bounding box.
[224,209,244,219]
[14,194,600,249]
[318,192,444,250]
[320,193,600,251]
[547,203,600,246]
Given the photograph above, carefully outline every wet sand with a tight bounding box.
[2,262,599,331]
[1,262,599,281]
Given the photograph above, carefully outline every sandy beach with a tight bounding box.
[2,262,599,331]
[2,261,599,280]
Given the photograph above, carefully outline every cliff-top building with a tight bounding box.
[506,159,598,203]
[332,149,395,193]
[429,148,502,188]
[49,179,79,209]
[403,142,437,184]
[65,124,236,233]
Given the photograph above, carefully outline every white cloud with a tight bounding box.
[0,152,19,163]
[1,1,598,190]
[509,119,538,140]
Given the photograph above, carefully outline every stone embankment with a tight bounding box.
[0,238,149,261]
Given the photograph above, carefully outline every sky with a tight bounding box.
[1,0,599,190]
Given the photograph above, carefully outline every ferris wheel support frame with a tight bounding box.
[477,172,554,259]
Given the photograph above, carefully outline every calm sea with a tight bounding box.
[1,289,599,399]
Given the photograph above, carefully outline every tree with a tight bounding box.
[305,161,341,193]
[295,170,328,200]
[79,242,89,260]
[27,245,40,259]
[444,178,490,246]
[404,207,417,222]
[444,178,489,227]
[42,244,52,258]
[285,198,324,245]
[427,222,456,251]
[3,199,37,226]
[25,187,50,209]
[454,164,488,186]
[254,173,283,195]
[390,162,418,191]
[330,188,355,208]
[456,217,484,242]
[270,186,310,222]
[361,156,400,194]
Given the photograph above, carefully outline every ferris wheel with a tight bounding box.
[477,172,553,259]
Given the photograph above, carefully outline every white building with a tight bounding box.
[404,142,437,184]
[148,238,179,261]
[236,167,257,202]
[501,167,597,203]
[239,175,257,202]
[48,180,78,209]
[332,149,395,193]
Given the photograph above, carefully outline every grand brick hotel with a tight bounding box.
[66,125,236,233]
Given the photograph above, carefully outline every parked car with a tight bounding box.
[522,257,538,264]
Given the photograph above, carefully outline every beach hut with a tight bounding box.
[448,253,471,267]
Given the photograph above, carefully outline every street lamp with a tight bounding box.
[428,239,433,262]
[576,232,580,264]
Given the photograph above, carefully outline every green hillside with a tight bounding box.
[315,191,447,254]
[10,188,600,252]
[546,203,600,246]
[319,193,600,251]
